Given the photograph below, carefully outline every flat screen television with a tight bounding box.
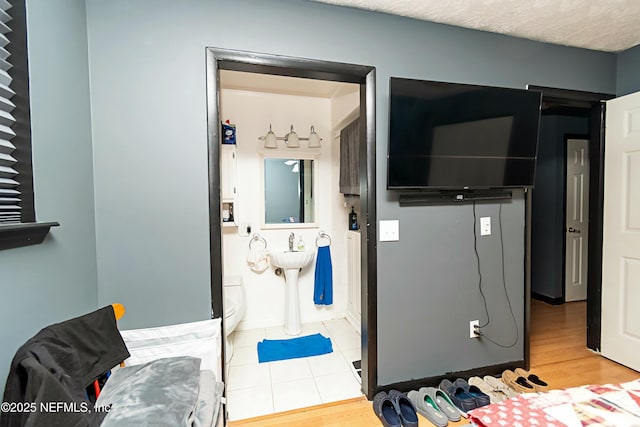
[387,77,542,190]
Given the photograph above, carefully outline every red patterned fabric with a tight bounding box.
[468,379,640,427]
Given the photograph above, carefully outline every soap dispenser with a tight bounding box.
[297,236,305,251]
[349,207,358,230]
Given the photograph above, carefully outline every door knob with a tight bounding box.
[567,227,581,233]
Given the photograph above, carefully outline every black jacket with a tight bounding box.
[0,306,130,427]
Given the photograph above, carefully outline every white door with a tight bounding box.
[565,138,589,302]
[601,91,640,370]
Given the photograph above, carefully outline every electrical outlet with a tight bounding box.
[470,320,480,338]
[480,217,491,236]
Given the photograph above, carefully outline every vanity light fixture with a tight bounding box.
[259,124,323,149]
[285,125,300,148]
[307,125,321,148]
[263,124,277,149]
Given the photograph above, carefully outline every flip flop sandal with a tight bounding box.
[388,389,419,427]
[469,376,505,403]
[373,391,401,427]
[483,375,519,398]
[407,389,448,427]
[514,368,550,391]
[422,386,461,421]
[502,369,536,393]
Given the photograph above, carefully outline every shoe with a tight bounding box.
[407,389,448,427]
[483,375,519,398]
[373,391,401,427]
[514,368,549,391]
[388,390,418,427]
[439,378,476,412]
[421,386,461,421]
[468,376,505,403]
[453,378,491,408]
[502,369,536,393]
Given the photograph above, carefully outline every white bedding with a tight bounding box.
[105,318,225,427]
[120,318,222,380]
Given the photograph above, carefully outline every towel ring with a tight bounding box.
[315,231,331,247]
[249,233,267,250]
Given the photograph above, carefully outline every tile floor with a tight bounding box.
[225,318,363,421]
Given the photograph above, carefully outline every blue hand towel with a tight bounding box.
[314,245,333,305]
[257,333,333,363]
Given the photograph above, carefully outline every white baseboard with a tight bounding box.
[345,310,360,332]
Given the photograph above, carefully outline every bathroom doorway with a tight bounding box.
[205,48,376,421]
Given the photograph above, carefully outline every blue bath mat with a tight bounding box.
[257,333,333,363]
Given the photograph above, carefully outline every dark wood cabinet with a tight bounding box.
[339,118,360,195]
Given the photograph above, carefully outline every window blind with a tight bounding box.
[0,0,19,224]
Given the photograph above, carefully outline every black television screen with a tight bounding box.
[387,77,542,190]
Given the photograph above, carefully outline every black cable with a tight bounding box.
[474,202,519,349]
[492,202,519,348]
[472,201,491,329]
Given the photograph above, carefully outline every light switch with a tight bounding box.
[480,217,491,236]
[379,220,399,241]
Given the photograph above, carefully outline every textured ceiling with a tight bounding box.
[309,0,640,52]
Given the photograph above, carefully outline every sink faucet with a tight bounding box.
[289,232,295,251]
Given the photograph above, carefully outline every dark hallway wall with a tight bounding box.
[617,44,640,96]
[531,115,589,301]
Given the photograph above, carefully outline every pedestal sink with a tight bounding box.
[270,250,315,335]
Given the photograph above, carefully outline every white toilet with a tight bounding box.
[223,276,246,364]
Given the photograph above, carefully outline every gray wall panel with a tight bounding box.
[617,44,640,96]
[377,194,525,382]
[83,0,616,384]
[0,0,98,390]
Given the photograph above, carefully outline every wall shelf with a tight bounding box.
[0,221,60,250]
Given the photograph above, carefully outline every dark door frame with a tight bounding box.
[205,48,378,397]
[528,85,614,351]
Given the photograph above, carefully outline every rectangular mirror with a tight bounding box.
[263,156,317,228]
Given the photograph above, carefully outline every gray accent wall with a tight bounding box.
[7,0,640,397]
[531,116,589,300]
[617,44,640,96]
[81,0,616,386]
[378,194,526,380]
[0,0,97,390]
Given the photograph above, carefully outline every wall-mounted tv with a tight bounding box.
[387,77,542,190]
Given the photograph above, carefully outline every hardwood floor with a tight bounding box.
[228,300,639,426]
[528,299,638,389]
